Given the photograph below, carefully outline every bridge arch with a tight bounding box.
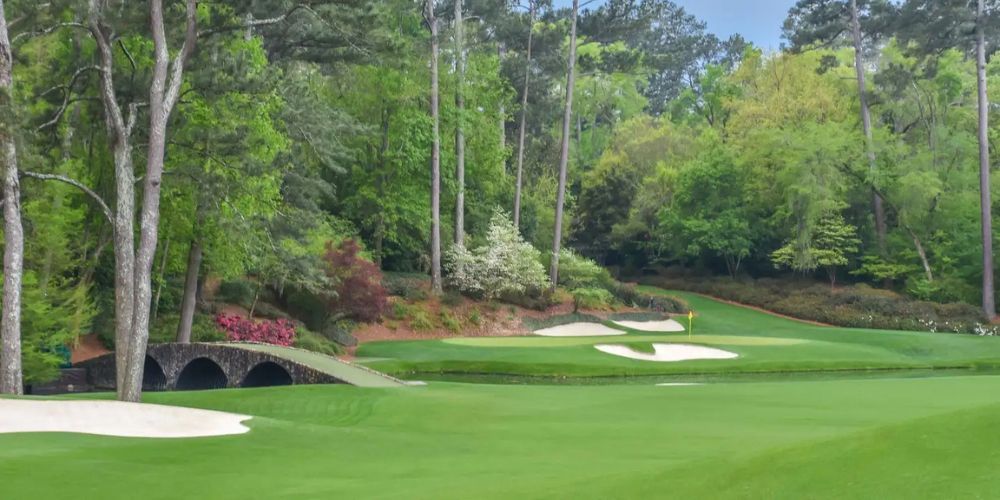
[142,355,167,391]
[176,357,229,390]
[241,361,293,388]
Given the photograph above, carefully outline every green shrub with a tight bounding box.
[410,310,435,331]
[608,311,668,322]
[522,313,604,331]
[389,301,413,321]
[571,287,615,312]
[500,286,559,311]
[440,311,463,333]
[322,319,358,347]
[467,308,482,326]
[294,326,342,356]
[554,249,615,290]
[383,272,431,298]
[610,282,688,313]
[218,279,257,307]
[148,313,225,344]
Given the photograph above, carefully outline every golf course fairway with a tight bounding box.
[3,376,1000,499]
[5,288,1000,498]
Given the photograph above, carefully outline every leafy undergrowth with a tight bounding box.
[8,377,1000,498]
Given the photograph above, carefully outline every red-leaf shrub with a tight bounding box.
[324,239,388,322]
[215,313,296,346]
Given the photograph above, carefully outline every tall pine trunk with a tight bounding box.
[550,0,579,288]
[175,239,202,343]
[0,0,23,395]
[513,2,535,229]
[849,0,886,254]
[454,0,466,246]
[977,0,996,320]
[428,0,443,295]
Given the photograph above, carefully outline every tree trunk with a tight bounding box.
[175,239,202,343]
[513,1,535,229]
[88,2,137,399]
[375,105,390,268]
[428,0,443,295]
[119,0,198,402]
[151,236,170,322]
[908,229,933,283]
[453,0,465,246]
[550,0,579,288]
[498,43,507,149]
[0,0,23,395]
[849,0,887,253]
[977,0,996,320]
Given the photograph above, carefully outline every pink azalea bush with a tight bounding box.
[215,313,295,346]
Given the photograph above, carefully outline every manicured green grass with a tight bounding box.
[357,289,1000,378]
[5,377,1000,498]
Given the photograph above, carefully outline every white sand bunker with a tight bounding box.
[611,319,685,332]
[595,343,738,362]
[533,322,626,337]
[0,400,252,438]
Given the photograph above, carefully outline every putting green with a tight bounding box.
[443,334,805,347]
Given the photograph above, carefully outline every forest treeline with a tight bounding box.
[0,0,999,398]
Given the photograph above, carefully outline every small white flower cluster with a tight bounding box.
[915,317,1000,336]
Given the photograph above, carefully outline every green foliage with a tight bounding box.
[571,287,615,312]
[218,279,258,308]
[410,310,435,331]
[772,213,860,285]
[521,313,605,332]
[149,314,225,345]
[554,249,615,290]
[467,308,482,326]
[293,326,343,356]
[440,311,463,333]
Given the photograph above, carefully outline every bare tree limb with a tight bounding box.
[36,66,101,131]
[11,22,87,45]
[20,170,113,224]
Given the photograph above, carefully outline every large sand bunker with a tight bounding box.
[0,400,252,438]
[533,322,626,337]
[611,319,685,332]
[594,343,738,362]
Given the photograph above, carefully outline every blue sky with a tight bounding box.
[556,0,797,50]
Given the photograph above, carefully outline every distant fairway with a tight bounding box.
[358,289,1000,379]
[6,376,1000,498]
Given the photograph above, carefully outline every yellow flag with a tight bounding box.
[688,311,694,320]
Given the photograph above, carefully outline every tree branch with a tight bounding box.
[11,22,88,45]
[20,171,113,224]
[36,66,101,131]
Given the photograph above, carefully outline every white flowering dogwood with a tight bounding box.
[445,209,549,300]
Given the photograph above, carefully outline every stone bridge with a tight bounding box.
[75,342,405,391]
